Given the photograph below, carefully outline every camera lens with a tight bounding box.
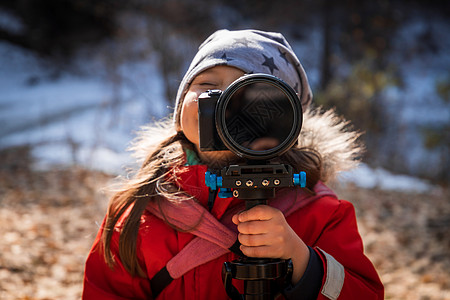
[216,74,303,160]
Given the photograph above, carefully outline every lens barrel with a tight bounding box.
[215,74,303,160]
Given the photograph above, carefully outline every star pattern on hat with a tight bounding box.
[278,48,291,65]
[262,54,279,74]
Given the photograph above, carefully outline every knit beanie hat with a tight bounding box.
[173,29,313,131]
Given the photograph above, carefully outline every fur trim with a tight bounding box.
[130,108,363,183]
[299,107,364,182]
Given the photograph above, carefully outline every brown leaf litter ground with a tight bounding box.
[0,146,448,299]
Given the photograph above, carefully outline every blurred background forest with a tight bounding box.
[0,0,449,299]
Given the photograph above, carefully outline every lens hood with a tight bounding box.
[214,74,303,160]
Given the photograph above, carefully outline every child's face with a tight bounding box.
[180,65,245,148]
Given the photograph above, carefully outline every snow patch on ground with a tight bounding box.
[339,163,435,193]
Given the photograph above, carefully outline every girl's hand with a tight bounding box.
[232,205,310,284]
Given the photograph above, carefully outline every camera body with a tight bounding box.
[198,89,228,152]
[198,73,303,161]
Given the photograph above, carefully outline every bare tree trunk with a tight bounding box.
[149,22,186,104]
[320,0,332,90]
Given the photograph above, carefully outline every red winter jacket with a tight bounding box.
[83,165,384,299]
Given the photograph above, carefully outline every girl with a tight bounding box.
[83,29,384,299]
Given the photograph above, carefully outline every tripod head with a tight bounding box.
[205,163,306,203]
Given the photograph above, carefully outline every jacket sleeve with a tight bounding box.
[283,246,324,299]
[313,199,384,300]
[82,220,153,300]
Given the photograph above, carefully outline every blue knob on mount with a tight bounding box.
[293,171,307,188]
[209,174,217,190]
[218,188,233,198]
[205,172,222,191]
[205,171,211,187]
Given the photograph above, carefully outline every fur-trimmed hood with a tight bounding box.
[298,108,363,182]
[130,107,363,184]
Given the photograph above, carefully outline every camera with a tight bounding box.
[198,73,303,160]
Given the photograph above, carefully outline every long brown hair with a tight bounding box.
[100,125,191,277]
[100,108,361,277]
